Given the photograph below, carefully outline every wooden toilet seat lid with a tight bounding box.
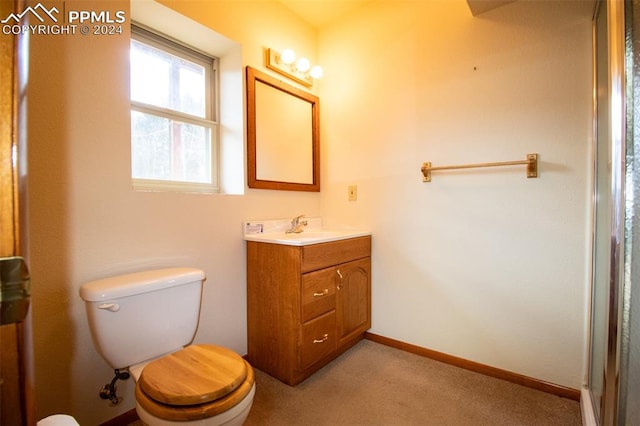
[138,344,247,406]
[135,359,255,422]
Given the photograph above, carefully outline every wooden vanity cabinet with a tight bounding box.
[246,236,371,386]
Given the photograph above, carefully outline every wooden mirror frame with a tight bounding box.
[246,66,320,191]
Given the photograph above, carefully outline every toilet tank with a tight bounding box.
[79,267,205,369]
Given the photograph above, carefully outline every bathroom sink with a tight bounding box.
[243,229,371,246]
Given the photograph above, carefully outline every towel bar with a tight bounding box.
[421,153,538,182]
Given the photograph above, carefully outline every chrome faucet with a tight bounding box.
[286,215,308,233]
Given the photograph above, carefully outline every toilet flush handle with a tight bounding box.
[98,303,120,312]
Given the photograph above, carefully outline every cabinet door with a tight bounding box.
[336,257,371,346]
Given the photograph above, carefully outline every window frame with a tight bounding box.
[130,24,220,193]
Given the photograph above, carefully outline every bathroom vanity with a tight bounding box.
[245,231,371,386]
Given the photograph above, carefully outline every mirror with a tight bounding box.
[246,66,320,191]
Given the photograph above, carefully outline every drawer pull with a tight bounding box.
[336,269,343,290]
[313,334,329,344]
[313,289,329,297]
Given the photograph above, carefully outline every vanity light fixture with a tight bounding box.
[266,47,323,87]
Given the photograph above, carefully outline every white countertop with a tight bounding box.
[242,218,370,246]
[243,229,371,246]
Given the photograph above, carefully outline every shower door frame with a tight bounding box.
[587,0,626,424]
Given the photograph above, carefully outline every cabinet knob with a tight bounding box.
[313,289,329,297]
[313,334,329,344]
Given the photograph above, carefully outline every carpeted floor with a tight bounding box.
[244,339,582,426]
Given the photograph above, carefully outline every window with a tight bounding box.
[130,25,218,192]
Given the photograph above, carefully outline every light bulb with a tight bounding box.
[309,65,323,79]
[280,49,295,65]
[296,57,310,73]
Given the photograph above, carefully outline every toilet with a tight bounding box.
[79,267,255,425]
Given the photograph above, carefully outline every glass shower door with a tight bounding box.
[619,2,640,423]
[589,1,640,424]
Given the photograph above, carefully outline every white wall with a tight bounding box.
[27,0,320,424]
[319,0,593,389]
[26,0,593,424]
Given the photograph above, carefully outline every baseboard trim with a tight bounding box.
[364,332,581,401]
[100,408,138,426]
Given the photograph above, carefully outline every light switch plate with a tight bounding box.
[348,185,357,201]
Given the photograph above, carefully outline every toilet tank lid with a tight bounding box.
[79,267,205,302]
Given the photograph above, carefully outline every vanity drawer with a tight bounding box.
[301,236,371,273]
[302,268,337,322]
[300,311,336,369]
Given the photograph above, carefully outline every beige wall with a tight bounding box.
[27,0,320,423]
[319,0,592,388]
[25,0,592,424]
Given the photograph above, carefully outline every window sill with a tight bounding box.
[132,178,219,194]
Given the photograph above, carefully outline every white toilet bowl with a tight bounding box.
[136,383,255,426]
